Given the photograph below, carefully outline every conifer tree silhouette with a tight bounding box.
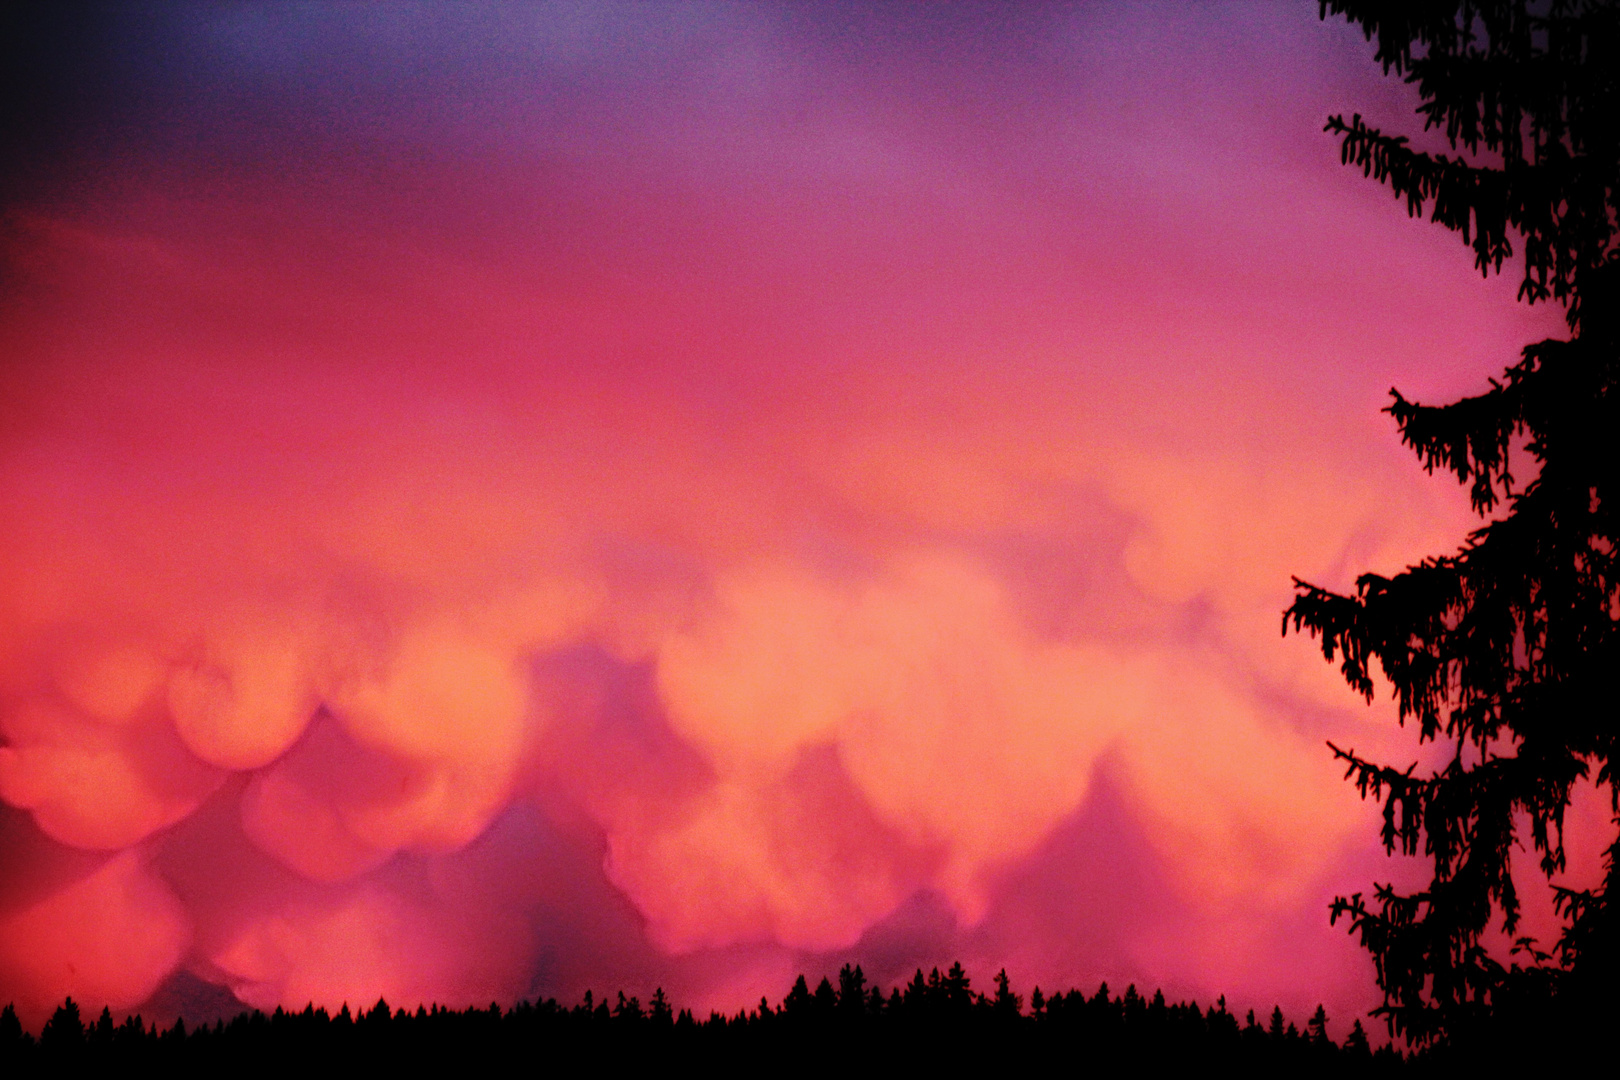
[837,964,867,1019]
[0,1004,23,1052]
[782,975,812,1017]
[1346,1018,1373,1058]
[39,998,83,1052]
[649,988,673,1028]
[1288,0,1619,1049]
[89,1007,113,1048]
[992,969,1022,1018]
[942,962,972,1013]
[1308,1004,1331,1044]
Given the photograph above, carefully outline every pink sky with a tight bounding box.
[0,1,1596,1035]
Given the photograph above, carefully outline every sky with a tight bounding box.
[0,0,1600,1036]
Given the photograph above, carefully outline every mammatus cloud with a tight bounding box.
[0,852,190,1022]
[0,0,1582,1032]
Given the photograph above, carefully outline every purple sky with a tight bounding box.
[0,0,1599,1036]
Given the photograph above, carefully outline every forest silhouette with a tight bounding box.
[2,0,1614,1071]
[1,964,1397,1077]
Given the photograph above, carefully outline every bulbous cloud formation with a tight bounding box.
[0,1,1577,1031]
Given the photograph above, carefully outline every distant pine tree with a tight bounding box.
[649,988,672,1028]
[837,964,867,1018]
[0,1004,23,1050]
[782,975,812,1016]
[613,991,642,1022]
[89,1007,114,1048]
[812,977,837,1015]
[40,998,83,1052]
[990,970,1021,1019]
[1308,1004,1330,1044]
[1346,1018,1373,1058]
[942,962,971,1010]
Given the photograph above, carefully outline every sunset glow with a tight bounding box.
[0,2,1589,1030]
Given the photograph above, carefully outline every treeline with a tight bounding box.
[2,963,1401,1075]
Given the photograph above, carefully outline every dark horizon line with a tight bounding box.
[3,960,1382,1055]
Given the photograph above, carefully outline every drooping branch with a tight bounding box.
[1327,114,1603,304]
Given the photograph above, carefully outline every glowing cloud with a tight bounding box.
[0,0,1574,1030]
